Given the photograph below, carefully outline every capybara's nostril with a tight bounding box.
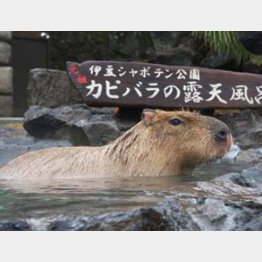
[215,130,228,141]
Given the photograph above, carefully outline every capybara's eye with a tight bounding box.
[169,118,183,126]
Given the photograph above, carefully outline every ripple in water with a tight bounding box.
[0,160,250,220]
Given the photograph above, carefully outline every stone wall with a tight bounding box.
[0,31,13,116]
[49,32,262,74]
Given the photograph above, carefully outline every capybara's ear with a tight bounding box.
[141,109,156,126]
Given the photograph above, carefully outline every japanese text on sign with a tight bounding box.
[68,63,262,106]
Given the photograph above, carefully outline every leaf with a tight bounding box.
[192,31,252,66]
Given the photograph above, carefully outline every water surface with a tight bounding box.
[0,161,250,221]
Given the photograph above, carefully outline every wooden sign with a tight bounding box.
[66,60,262,109]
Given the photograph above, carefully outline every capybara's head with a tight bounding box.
[141,109,233,174]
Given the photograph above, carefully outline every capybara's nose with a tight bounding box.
[204,116,231,143]
[215,129,228,142]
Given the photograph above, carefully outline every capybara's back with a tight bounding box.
[0,109,233,179]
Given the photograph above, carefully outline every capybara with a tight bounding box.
[0,109,233,179]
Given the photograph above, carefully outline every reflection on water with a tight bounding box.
[0,161,250,220]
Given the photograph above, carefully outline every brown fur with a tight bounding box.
[0,109,232,179]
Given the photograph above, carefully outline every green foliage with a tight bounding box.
[192,31,252,65]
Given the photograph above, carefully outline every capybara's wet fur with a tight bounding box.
[0,109,233,179]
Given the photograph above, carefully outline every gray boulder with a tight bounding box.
[0,95,13,116]
[240,31,262,55]
[0,126,72,167]
[0,31,11,42]
[200,51,230,69]
[0,199,200,231]
[24,104,121,146]
[78,121,120,146]
[0,67,13,94]
[27,69,82,108]
[216,109,262,149]
[0,42,11,66]
[188,169,262,230]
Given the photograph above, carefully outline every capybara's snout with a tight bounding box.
[215,129,229,142]
[205,116,233,154]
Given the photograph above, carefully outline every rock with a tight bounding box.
[216,109,262,149]
[187,197,262,231]
[238,32,262,74]
[222,144,241,161]
[115,117,137,135]
[48,31,262,78]
[185,168,262,230]
[241,61,262,74]
[232,199,262,231]
[0,67,13,94]
[88,107,116,116]
[0,31,11,42]
[27,69,82,108]
[152,32,183,56]
[214,171,259,190]
[47,204,197,231]
[200,51,230,69]
[216,109,261,137]
[0,125,72,167]
[0,199,199,231]
[229,147,262,166]
[80,121,120,146]
[229,174,256,188]
[0,95,13,116]
[196,168,262,198]
[0,42,11,65]
[50,32,199,70]
[152,46,194,66]
[24,104,121,146]
[241,167,262,189]
[48,200,199,231]
[240,31,262,55]
[0,221,30,231]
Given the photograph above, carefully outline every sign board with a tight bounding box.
[67,61,262,109]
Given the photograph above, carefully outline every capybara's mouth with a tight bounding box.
[225,133,234,153]
[217,133,234,159]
